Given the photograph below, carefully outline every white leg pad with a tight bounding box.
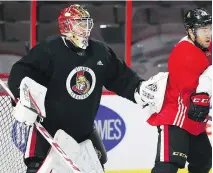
[37,129,104,173]
[78,139,104,173]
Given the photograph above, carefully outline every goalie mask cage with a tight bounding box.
[0,74,28,173]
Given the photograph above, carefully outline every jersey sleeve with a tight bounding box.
[168,43,208,95]
[103,46,142,102]
[8,42,53,101]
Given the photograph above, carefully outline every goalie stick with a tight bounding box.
[0,79,83,173]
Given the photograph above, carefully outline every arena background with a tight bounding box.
[0,1,212,173]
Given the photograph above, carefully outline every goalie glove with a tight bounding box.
[134,72,169,113]
[13,100,38,126]
[188,92,210,122]
[13,77,47,125]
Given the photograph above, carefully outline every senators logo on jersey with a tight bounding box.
[66,66,96,100]
[72,71,90,94]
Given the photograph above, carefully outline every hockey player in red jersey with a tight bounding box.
[148,8,212,173]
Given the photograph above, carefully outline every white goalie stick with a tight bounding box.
[0,79,83,173]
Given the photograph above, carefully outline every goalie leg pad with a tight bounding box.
[33,129,104,173]
[89,128,107,166]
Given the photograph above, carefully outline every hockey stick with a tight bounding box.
[207,115,212,121]
[0,79,83,173]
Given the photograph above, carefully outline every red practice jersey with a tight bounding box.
[147,37,211,135]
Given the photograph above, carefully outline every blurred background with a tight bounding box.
[0,1,211,78]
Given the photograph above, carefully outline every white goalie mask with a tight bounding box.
[58,4,94,49]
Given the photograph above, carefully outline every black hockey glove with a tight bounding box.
[188,92,210,122]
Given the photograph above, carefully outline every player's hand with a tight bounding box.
[13,100,38,126]
[134,85,149,108]
[188,92,210,122]
[134,72,169,113]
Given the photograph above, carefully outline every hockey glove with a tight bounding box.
[13,77,47,126]
[134,72,168,113]
[13,100,38,126]
[188,92,210,122]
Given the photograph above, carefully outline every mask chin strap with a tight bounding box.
[188,27,209,52]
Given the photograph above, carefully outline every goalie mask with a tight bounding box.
[184,8,212,51]
[58,4,94,49]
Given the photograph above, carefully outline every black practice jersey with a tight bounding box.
[8,36,141,143]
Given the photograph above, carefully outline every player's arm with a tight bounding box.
[103,46,143,102]
[188,65,211,122]
[8,43,53,125]
[169,50,210,122]
[103,46,167,110]
[8,42,53,101]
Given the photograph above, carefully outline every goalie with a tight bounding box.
[8,4,165,173]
